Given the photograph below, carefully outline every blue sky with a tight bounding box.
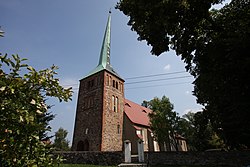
[0,0,206,144]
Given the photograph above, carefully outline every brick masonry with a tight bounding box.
[55,151,123,166]
[72,70,124,151]
[101,71,124,151]
[55,151,250,167]
[145,151,250,167]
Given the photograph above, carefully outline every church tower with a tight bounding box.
[72,12,125,151]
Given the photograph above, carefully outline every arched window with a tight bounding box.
[76,139,89,151]
[115,97,119,112]
[116,81,118,89]
[117,124,120,134]
[83,139,89,151]
[109,76,112,85]
[76,140,84,151]
[112,96,119,112]
[112,95,115,112]
[106,75,109,86]
[119,82,122,91]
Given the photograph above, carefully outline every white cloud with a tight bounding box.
[163,64,171,71]
[182,108,202,116]
[59,77,79,90]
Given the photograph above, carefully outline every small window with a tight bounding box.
[116,81,118,89]
[136,130,142,135]
[113,80,115,87]
[115,97,119,112]
[109,76,112,85]
[97,76,100,85]
[112,96,115,112]
[117,125,120,134]
[112,96,119,112]
[88,79,94,88]
[106,75,109,86]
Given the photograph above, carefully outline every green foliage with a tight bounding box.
[0,54,72,166]
[148,96,181,151]
[0,27,4,37]
[117,0,250,149]
[176,113,196,150]
[54,128,70,151]
[141,100,149,108]
[39,112,55,141]
[182,111,225,151]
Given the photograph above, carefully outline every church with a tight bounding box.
[71,12,187,154]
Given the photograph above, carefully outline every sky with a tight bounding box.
[0,0,208,144]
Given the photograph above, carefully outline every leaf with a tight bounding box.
[30,99,36,105]
[27,66,35,71]
[19,116,24,122]
[36,110,43,115]
[0,86,6,91]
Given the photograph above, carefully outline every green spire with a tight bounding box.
[98,11,111,67]
[83,11,123,80]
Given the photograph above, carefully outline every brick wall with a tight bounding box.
[101,71,124,151]
[56,151,250,167]
[145,151,250,167]
[72,72,104,151]
[55,151,123,166]
[72,70,125,152]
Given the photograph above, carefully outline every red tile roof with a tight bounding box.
[124,99,152,127]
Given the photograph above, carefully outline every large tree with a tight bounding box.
[0,54,72,166]
[53,128,70,151]
[117,0,250,149]
[147,96,181,151]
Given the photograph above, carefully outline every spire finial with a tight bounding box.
[109,8,112,14]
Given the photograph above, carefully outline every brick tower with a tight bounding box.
[72,12,125,151]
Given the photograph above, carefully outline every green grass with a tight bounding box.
[59,165,227,167]
[59,164,115,167]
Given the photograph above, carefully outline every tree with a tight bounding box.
[147,96,181,151]
[116,0,250,149]
[0,54,72,166]
[141,100,149,108]
[38,112,55,141]
[0,27,4,37]
[181,111,225,151]
[53,128,70,151]
[177,112,196,150]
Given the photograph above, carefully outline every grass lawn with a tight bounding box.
[59,164,225,167]
[59,164,116,167]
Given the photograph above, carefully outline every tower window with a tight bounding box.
[112,96,119,112]
[113,80,115,87]
[106,75,109,86]
[115,96,119,112]
[112,96,115,112]
[117,124,120,134]
[88,79,94,88]
[116,81,118,89]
